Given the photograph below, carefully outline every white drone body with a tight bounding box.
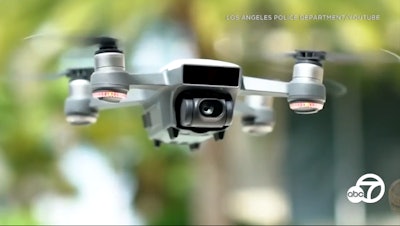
[63,37,327,149]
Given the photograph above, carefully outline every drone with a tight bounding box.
[43,36,342,150]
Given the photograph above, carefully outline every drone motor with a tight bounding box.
[90,37,129,103]
[56,68,98,125]
[287,50,326,114]
[65,79,98,125]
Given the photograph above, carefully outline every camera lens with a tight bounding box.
[199,100,224,117]
[201,105,214,115]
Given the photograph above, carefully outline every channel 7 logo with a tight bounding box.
[347,173,385,203]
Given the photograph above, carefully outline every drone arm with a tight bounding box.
[127,72,180,89]
[239,76,289,97]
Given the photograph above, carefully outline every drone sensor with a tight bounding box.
[93,90,127,103]
[289,101,324,114]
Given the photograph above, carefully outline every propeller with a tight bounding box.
[324,79,347,97]
[381,49,400,62]
[79,36,122,53]
[21,34,123,82]
[46,67,94,81]
[261,49,400,64]
[24,34,123,53]
[283,49,399,96]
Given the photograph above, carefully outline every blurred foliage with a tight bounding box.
[0,209,38,225]
[0,0,398,224]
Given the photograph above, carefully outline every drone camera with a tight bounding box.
[176,90,234,131]
[180,97,232,128]
[64,79,98,125]
[199,99,225,117]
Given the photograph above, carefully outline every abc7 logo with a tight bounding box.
[347,173,385,204]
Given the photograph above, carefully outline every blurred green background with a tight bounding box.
[0,0,399,225]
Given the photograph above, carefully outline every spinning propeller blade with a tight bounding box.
[261,49,399,64]
[24,34,123,53]
[324,79,347,97]
[45,67,94,81]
